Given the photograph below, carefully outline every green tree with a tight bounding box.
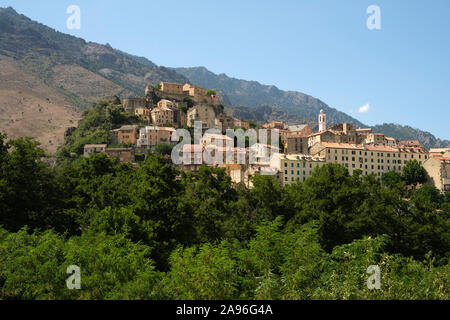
[382,171,404,188]
[402,159,427,186]
[0,137,74,233]
[154,143,174,156]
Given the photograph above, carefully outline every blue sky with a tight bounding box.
[2,0,449,139]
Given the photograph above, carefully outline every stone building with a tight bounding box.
[160,82,184,95]
[423,155,450,192]
[287,133,309,155]
[110,125,140,145]
[157,99,176,109]
[105,148,135,163]
[137,126,176,148]
[363,133,388,145]
[288,124,313,136]
[183,83,220,105]
[187,104,217,129]
[83,144,107,157]
[134,107,151,123]
[310,142,429,178]
[122,97,147,113]
[177,144,204,173]
[151,106,174,126]
[233,118,250,130]
[214,114,235,132]
[272,153,327,186]
[201,132,234,147]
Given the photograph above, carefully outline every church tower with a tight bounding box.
[318,109,327,132]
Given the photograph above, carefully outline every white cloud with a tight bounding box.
[358,103,370,113]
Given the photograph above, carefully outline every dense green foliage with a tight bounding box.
[0,131,449,300]
[56,101,139,163]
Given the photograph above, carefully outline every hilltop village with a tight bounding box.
[82,82,450,193]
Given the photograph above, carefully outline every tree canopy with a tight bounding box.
[0,128,448,300]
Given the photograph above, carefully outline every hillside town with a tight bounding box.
[83,82,450,194]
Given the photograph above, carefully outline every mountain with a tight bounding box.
[225,105,317,128]
[371,124,450,150]
[0,6,188,152]
[173,67,450,149]
[0,6,448,152]
[174,66,365,128]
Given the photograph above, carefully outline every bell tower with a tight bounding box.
[318,109,327,132]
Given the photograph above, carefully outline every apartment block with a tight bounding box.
[83,144,107,157]
[137,126,176,148]
[272,153,326,186]
[310,142,429,177]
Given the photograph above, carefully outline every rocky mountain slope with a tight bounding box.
[0,6,188,151]
[371,123,450,149]
[174,66,449,149]
[174,66,365,128]
[0,6,448,152]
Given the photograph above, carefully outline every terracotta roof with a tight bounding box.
[398,140,422,146]
[308,130,334,137]
[288,132,309,138]
[433,156,450,164]
[317,142,426,153]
